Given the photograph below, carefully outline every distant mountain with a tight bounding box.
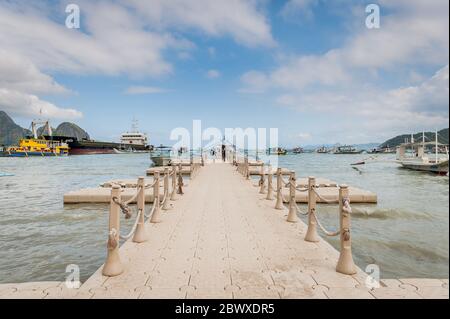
[302,142,380,151]
[0,111,31,146]
[379,128,449,149]
[0,110,90,146]
[54,122,90,140]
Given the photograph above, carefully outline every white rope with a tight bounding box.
[119,209,142,240]
[312,188,337,204]
[123,185,142,205]
[295,186,308,192]
[144,201,157,219]
[311,211,340,237]
[295,203,309,216]
[144,180,157,189]
[342,197,352,214]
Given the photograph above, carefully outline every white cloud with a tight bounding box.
[298,132,312,140]
[241,0,449,93]
[206,69,221,79]
[124,86,170,95]
[0,50,80,120]
[0,88,82,120]
[0,51,69,95]
[122,0,275,47]
[280,0,318,21]
[275,65,449,142]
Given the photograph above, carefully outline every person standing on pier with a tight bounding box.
[222,143,226,162]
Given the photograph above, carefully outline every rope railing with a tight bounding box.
[302,176,356,275]
[103,177,148,277]
[102,158,194,277]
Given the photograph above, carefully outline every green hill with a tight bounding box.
[380,128,449,149]
[0,111,31,146]
[0,110,90,146]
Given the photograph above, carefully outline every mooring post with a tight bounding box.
[275,168,284,210]
[162,168,171,210]
[304,177,320,242]
[259,163,266,194]
[336,185,357,275]
[266,164,274,200]
[177,163,184,195]
[102,185,124,276]
[150,171,162,223]
[132,177,148,243]
[170,165,177,201]
[286,171,298,223]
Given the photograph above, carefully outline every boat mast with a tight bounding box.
[435,129,438,163]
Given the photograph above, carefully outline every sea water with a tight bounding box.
[0,153,448,283]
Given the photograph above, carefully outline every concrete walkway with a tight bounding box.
[1,162,448,299]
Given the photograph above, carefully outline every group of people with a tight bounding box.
[210,144,226,162]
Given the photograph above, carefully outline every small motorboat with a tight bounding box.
[150,145,173,166]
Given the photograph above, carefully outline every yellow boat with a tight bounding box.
[2,138,69,157]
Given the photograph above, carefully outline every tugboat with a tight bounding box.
[0,120,69,157]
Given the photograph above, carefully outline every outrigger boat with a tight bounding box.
[397,131,449,175]
[332,145,363,154]
[0,120,69,157]
[268,147,288,155]
[292,147,304,154]
[316,146,329,154]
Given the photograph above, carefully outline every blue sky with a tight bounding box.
[0,0,448,147]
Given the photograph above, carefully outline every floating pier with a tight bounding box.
[3,151,447,299]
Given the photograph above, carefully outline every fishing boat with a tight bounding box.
[150,145,173,166]
[397,132,449,175]
[292,147,304,154]
[0,120,69,157]
[268,147,288,155]
[316,146,329,154]
[332,145,364,154]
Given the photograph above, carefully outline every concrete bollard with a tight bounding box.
[162,168,171,210]
[259,163,266,194]
[336,185,357,275]
[170,166,177,201]
[304,177,320,242]
[286,171,298,223]
[177,163,184,195]
[150,171,162,223]
[275,168,284,210]
[102,185,124,276]
[132,177,148,243]
[266,165,274,200]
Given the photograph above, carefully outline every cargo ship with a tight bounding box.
[51,121,151,155]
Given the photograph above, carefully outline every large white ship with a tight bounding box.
[114,120,150,153]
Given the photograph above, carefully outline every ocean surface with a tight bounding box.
[0,153,448,283]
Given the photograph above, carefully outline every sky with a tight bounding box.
[0,0,449,147]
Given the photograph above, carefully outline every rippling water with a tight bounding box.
[0,153,448,283]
